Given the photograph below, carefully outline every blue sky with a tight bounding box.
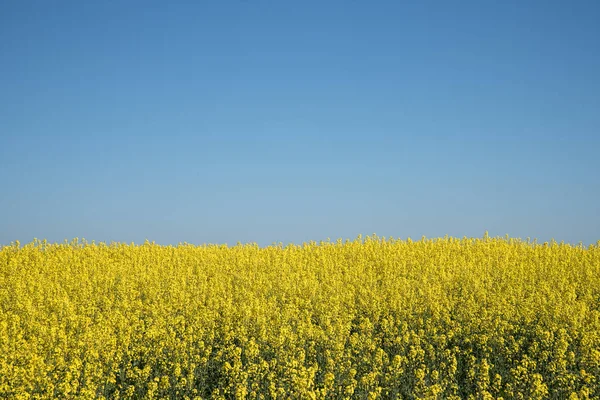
[1,0,599,246]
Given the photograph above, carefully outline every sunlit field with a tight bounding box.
[1,235,599,399]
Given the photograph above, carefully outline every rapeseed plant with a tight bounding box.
[0,236,599,399]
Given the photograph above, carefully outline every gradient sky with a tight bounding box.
[1,0,599,246]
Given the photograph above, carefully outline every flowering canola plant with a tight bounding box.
[1,235,599,399]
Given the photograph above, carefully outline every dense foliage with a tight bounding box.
[1,235,599,399]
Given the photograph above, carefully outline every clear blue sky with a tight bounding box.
[1,0,599,246]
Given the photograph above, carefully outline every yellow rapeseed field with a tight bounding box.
[1,235,599,399]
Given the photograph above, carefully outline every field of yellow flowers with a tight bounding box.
[1,235,599,399]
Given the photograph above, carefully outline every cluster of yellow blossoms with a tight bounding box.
[1,235,599,399]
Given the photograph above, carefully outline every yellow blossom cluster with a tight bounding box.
[1,235,599,399]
